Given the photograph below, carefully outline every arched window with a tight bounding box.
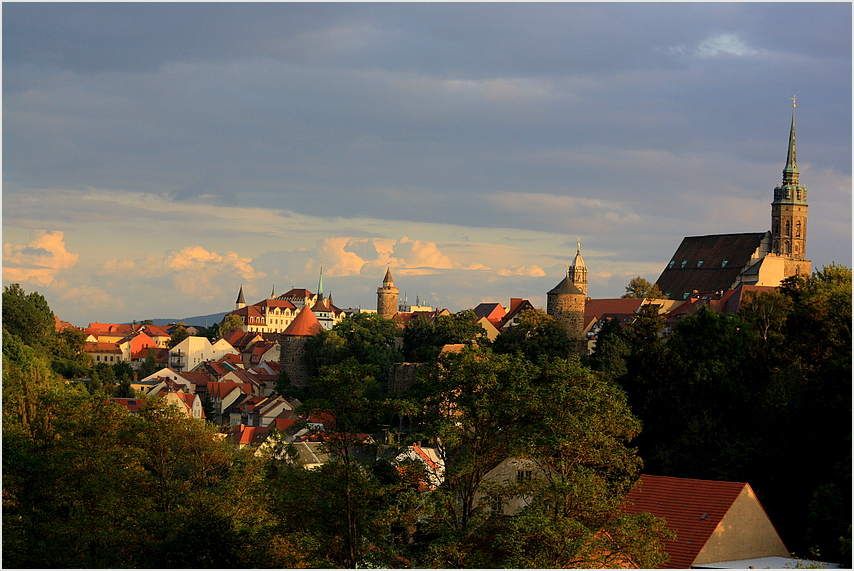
[785,220,791,236]
[772,219,779,234]
[795,221,801,238]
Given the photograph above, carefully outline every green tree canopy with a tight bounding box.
[622,276,664,299]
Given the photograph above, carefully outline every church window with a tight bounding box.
[795,221,801,237]
[772,219,779,233]
[785,220,791,236]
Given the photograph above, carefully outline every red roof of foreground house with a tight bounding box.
[281,307,322,337]
[622,474,776,569]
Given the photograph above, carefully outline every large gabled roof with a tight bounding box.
[655,232,768,300]
[623,474,750,569]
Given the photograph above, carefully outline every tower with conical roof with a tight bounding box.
[377,267,399,320]
[235,285,246,310]
[547,247,588,354]
[771,98,809,261]
[279,306,323,388]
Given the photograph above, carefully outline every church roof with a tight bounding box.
[654,232,768,300]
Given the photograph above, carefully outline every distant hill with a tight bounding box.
[145,311,229,328]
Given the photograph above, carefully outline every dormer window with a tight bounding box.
[721,260,728,267]
[697,260,704,267]
[681,260,687,268]
[668,261,675,269]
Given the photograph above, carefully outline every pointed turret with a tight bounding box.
[317,263,324,297]
[383,267,394,287]
[567,241,588,296]
[236,285,246,310]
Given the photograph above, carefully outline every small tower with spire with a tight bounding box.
[235,285,246,310]
[771,97,809,261]
[567,241,588,296]
[377,267,399,320]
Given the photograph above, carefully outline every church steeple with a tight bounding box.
[783,103,799,186]
[771,98,808,260]
[317,263,324,298]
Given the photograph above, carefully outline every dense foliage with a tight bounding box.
[592,265,852,564]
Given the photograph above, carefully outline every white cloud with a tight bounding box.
[694,33,761,57]
[100,245,265,300]
[3,230,80,286]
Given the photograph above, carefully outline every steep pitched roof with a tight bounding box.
[623,474,750,569]
[655,232,768,300]
[473,302,506,323]
[281,307,322,337]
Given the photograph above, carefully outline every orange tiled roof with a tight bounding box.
[584,298,645,322]
[282,306,322,337]
[622,474,748,569]
[84,342,122,353]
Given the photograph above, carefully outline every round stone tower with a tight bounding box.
[377,267,399,320]
[547,273,586,344]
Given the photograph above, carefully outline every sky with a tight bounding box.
[3,2,851,327]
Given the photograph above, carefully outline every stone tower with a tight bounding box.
[279,306,323,388]
[547,249,587,353]
[377,267,399,320]
[771,101,810,277]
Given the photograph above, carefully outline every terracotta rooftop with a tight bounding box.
[623,474,751,569]
[281,306,323,337]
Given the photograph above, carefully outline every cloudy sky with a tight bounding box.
[3,3,851,327]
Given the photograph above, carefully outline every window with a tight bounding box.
[517,470,533,482]
[697,260,704,267]
[795,221,801,237]
[721,260,728,267]
[668,261,675,269]
[681,260,687,268]
[785,220,791,236]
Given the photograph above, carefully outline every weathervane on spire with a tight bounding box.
[577,240,581,253]
[792,95,797,108]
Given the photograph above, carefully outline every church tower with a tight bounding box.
[771,100,809,264]
[377,267,399,320]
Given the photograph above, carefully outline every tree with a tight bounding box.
[622,276,664,299]
[492,308,572,361]
[214,313,245,339]
[410,349,671,568]
[403,309,489,362]
[168,325,190,348]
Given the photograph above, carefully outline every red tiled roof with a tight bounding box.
[109,397,144,414]
[622,474,748,569]
[84,342,122,354]
[279,288,314,299]
[281,307,322,337]
[584,298,644,322]
[208,381,252,399]
[253,298,298,311]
